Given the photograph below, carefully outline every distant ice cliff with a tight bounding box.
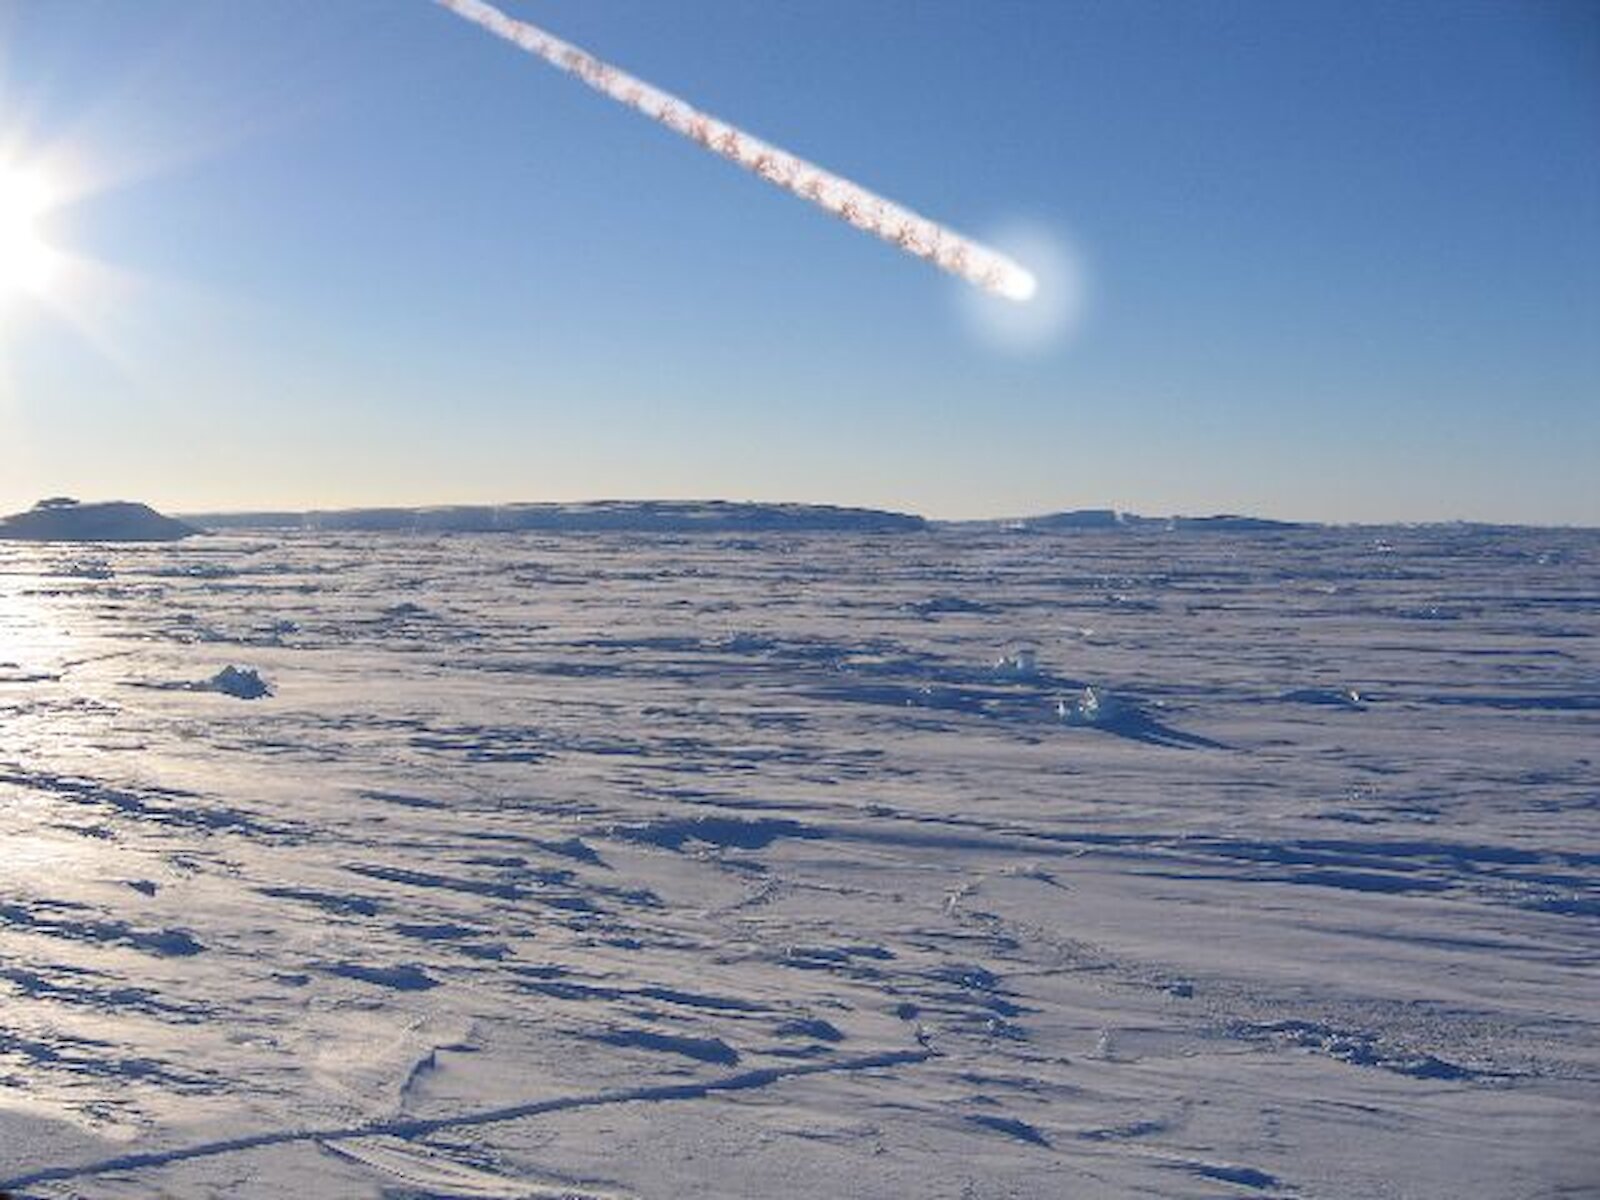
[186,500,927,535]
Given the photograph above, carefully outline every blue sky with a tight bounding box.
[2,0,1596,522]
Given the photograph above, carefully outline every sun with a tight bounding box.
[0,165,61,300]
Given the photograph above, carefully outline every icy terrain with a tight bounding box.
[0,500,197,543]
[0,525,1595,1198]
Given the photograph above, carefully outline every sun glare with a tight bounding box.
[0,165,61,300]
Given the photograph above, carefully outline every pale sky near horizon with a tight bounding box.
[2,0,1596,524]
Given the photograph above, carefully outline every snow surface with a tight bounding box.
[0,525,1595,1198]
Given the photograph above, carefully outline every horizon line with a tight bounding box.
[5,495,1595,533]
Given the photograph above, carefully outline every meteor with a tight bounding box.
[433,0,1037,302]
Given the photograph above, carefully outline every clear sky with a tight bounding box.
[2,0,1596,523]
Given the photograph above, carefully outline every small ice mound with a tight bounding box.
[1049,685,1225,748]
[53,558,114,580]
[1282,686,1365,710]
[1056,685,1118,725]
[380,601,431,619]
[716,631,776,654]
[994,644,1039,678]
[203,665,272,700]
[911,594,991,616]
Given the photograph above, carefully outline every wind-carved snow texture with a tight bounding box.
[0,525,1596,1197]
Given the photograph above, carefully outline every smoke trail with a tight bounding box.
[434,0,1036,302]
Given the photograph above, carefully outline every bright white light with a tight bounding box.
[0,168,50,224]
[997,267,1038,304]
[0,166,61,299]
[436,0,1036,302]
[959,220,1087,353]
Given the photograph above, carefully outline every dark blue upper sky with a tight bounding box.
[3,0,1596,521]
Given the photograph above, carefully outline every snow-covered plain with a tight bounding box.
[0,525,1595,1198]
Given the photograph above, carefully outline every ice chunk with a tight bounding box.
[1282,686,1365,709]
[204,666,272,700]
[994,645,1038,677]
[1057,685,1113,724]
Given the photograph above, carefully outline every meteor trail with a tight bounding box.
[433,0,1037,302]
